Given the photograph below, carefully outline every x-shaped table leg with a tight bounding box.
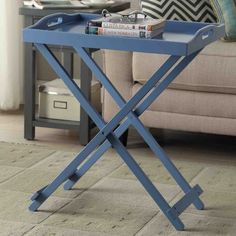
[29,44,204,230]
[66,47,204,210]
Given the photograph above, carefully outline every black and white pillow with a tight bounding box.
[141,0,217,22]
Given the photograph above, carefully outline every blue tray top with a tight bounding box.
[23,13,225,56]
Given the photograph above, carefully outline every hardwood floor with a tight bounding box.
[0,109,82,150]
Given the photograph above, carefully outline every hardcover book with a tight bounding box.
[86,12,166,39]
[86,26,164,38]
[101,18,166,31]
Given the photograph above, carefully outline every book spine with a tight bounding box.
[85,26,99,35]
[102,22,154,31]
[97,28,153,38]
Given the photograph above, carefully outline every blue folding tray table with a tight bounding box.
[23,13,225,231]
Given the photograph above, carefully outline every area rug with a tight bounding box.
[0,141,236,235]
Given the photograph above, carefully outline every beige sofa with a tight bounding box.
[102,40,236,136]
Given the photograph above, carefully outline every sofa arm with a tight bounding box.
[102,50,133,122]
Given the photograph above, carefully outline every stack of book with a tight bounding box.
[86,14,166,39]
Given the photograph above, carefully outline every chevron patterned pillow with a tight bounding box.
[141,0,217,22]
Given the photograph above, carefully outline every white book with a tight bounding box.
[97,27,164,39]
[102,18,166,31]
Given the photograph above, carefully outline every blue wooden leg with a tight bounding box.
[31,44,177,211]
[64,51,203,211]
[29,130,109,211]
[31,43,202,230]
[130,116,204,210]
[63,53,180,190]
[73,47,204,210]
[128,54,204,210]
[64,140,108,190]
[63,127,186,230]
[106,133,185,231]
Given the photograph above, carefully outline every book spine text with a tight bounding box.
[102,22,153,31]
[97,27,153,38]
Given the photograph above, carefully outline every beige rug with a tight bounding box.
[0,141,235,236]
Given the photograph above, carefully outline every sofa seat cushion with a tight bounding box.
[139,110,236,136]
[132,83,236,119]
[133,40,236,95]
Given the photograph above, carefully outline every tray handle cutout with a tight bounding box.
[47,17,63,28]
[201,29,214,40]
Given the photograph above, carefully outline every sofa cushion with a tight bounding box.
[132,83,236,119]
[139,110,236,136]
[210,0,236,41]
[133,40,236,95]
